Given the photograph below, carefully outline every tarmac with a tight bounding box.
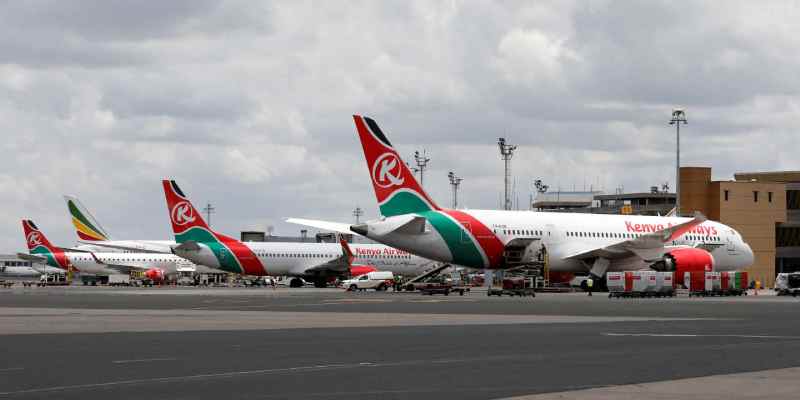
[0,286,799,399]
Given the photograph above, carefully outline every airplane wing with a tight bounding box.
[301,239,353,274]
[17,253,48,264]
[77,240,170,254]
[86,252,143,275]
[564,212,707,262]
[286,218,359,236]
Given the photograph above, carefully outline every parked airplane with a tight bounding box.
[65,195,175,253]
[18,219,199,281]
[162,180,437,287]
[290,115,754,280]
[0,261,60,278]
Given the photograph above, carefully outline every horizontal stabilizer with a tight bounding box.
[286,218,358,236]
[16,253,47,263]
[174,240,201,252]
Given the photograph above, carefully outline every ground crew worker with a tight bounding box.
[587,277,594,296]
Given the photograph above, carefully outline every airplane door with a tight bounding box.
[726,230,737,254]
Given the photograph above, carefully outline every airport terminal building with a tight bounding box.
[681,167,800,288]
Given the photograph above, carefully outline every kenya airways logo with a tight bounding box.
[171,201,196,226]
[371,153,404,188]
[26,231,42,247]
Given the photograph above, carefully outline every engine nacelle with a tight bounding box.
[661,248,715,278]
[144,268,165,282]
[350,265,378,278]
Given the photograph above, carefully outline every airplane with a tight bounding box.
[18,219,201,282]
[0,261,61,278]
[288,115,755,281]
[162,180,438,287]
[65,195,176,253]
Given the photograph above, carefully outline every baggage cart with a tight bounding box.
[654,272,675,297]
[487,277,536,297]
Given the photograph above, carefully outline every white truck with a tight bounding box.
[342,271,394,291]
[775,272,800,296]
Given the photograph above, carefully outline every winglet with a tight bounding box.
[664,211,707,242]
[339,238,354,266]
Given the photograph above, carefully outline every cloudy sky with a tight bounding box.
[2,0,799,252]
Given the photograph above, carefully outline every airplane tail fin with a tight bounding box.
[21,219,69,270]
[63,195,112,241]
[162,180,211,242]
[352,115,440,217]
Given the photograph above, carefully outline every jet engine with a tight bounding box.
[657,248,715,278]
[144,268,165,282]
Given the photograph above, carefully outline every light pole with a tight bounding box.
[533,179,549,210]
[352,206,363,224]
[413,150,431,188]
[669,109,687,216]
[202,202,215,228]
[498,138,517,211]
[448,171,463,209]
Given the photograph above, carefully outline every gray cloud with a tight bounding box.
[2,0,799,251]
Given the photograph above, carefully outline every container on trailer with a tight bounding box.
[708,272,721,292]
[720,271,731,291]
[685,271,706,294]
[631,271,653,293]
[606,272,626,293]
[655,271,675,295]
[641,271,658,294]
[737,271,749,291]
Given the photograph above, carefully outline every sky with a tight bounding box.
[2,0,800,252]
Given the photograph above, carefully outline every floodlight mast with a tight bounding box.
[498,138,517,211]
[448,171,463,209]
[669,109,687,216]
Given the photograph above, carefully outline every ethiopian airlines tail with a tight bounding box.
[353,115,440,217]
[20,220,69,270]
[64,195,112,241]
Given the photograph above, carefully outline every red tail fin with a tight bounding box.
[21,219,69,269]
[352,115,439,216]
[162,180,210,236]
[22,219,57,252]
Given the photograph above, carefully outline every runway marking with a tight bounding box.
[0,362,369,396]
[603,333,800,339]
[111,357,178,364]
[0,367,24,372]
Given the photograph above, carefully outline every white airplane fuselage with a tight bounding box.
[175,241,435,277]
[354,209,754,273]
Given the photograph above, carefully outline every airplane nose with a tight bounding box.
[743,242,755,267]
[350,224,368,236]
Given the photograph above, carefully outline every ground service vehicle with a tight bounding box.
[342,271,394,291]
[775,273,800,296]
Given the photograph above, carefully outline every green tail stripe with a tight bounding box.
[176,228,242,274]
[420,211,484,267]
[379,191,433,217]
[30,247,57,269]
[68,200,105,237]
[379,191,484,268]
